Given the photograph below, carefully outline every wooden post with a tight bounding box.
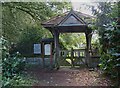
[85,32,92,67]
[53,30,60,69]
[50,42,53,68]
[85,33,90,67]
[41,42,45,67]
[89,34,92,67]
[71,47,74,67]
[85,33,89,66]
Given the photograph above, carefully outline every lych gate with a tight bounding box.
[41,9,95,69]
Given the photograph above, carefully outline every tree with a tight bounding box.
[92,2,120,86]
[2,2,72,87]
[60,33,86,49]
[2,2,71,55]
[2,2,53,42]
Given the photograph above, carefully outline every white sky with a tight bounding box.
[71,0,96,15]
[71,0,118,15]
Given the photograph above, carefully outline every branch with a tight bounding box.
[3,3,36,20]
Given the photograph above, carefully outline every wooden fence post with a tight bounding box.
[71,48,74,67]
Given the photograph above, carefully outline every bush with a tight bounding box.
[1,37,25,87]
[99,23,120,86]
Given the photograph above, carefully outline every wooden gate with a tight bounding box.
[59,48,87,67]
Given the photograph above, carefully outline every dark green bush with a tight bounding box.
[99,22,120,86]
[1,37,25,87]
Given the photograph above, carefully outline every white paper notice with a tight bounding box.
[45,44,51,55]
[34,44,41,54]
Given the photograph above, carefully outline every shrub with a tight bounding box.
[1,37,25,87]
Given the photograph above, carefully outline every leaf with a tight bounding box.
[4,81,10,86]
[115,64,120,67]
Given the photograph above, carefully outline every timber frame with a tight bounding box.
[41,9,95,68]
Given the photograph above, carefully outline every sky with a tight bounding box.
[71,0,96,15]
[70,0,117,15]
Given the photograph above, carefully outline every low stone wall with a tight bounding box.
[24,57,55,67]
[24,56,100,68]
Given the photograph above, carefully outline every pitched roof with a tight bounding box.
[41,9,95,27]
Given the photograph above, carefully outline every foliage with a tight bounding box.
[92,2,120,84]
[48,2,72,15]
[1,37,25,87]
[1,2,72,86]
[2,2,72,55]
[99,26,120,76]
[60,33,86,49]
[15,27,52,56]
[2,2,71,43]
[2,2,53,43]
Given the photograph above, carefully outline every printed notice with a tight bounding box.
[45,44,51,55]
[34,44,41,54]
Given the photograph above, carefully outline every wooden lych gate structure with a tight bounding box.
[41,9,96,69]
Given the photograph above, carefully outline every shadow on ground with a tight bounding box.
[24,65,113,86]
